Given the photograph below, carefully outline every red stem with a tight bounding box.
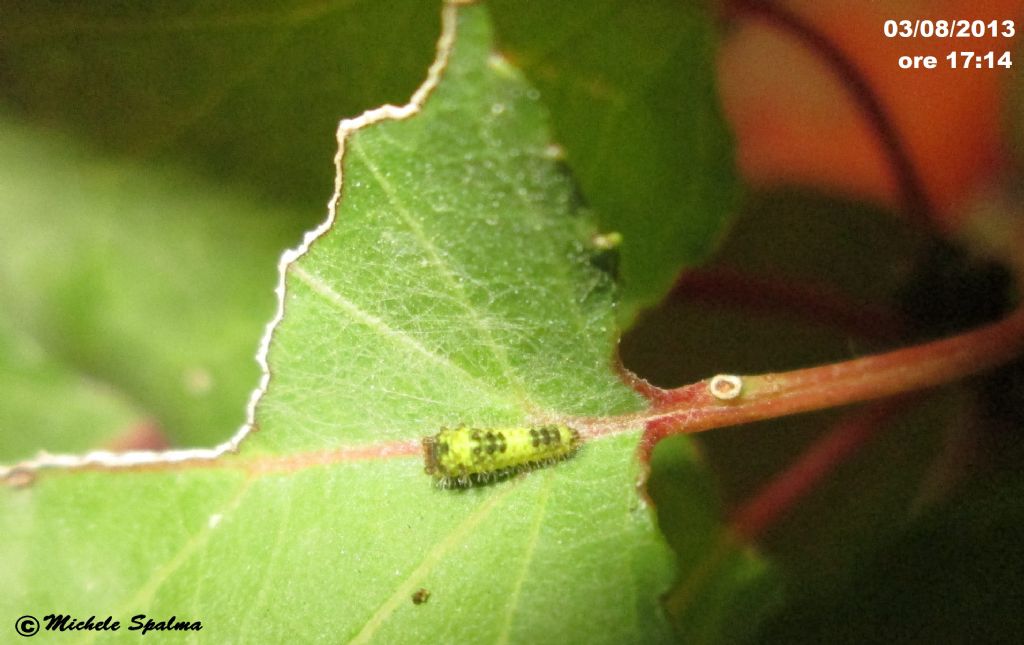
[724,0,937,231]
[671,267,908,341]
[635,305,1024,460]
[727,397,914,541]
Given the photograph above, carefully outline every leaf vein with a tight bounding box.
[290,263,517,408]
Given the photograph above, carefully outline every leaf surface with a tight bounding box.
[489,0,738,319]
[0,5,768,642]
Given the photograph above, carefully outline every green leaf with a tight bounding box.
[649,436,783,642]
[1,4,771,642]
[0,316,145,459]
[0,0,443,450]
[623,191,947,595]
[758,470,1024,642]
[0,121,300,447]
[0,0,441,210]
[489,0,738,320]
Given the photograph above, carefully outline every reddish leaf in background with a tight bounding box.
[719,0,1023,228]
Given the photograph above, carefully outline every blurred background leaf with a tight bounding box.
[0,0,443,450]
[489,0,738,319]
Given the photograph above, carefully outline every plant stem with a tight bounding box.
[670,267,908,341]
[724,0,937,231]
[727,397,914,541]
[631,305,1024,460]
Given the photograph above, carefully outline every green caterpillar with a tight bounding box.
[423,424,581,485]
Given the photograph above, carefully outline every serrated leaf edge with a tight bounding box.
[0,1,466,483]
